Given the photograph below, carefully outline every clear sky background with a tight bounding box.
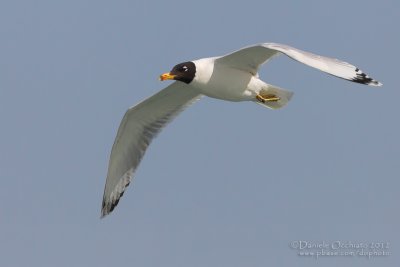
[0,1,398,266]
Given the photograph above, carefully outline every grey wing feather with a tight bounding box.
[101,82,201,217]
[216,44,279,75]
[217,42,382,86]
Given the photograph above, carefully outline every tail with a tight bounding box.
[254,83,294,109]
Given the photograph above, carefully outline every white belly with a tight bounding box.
[190,58,261,101]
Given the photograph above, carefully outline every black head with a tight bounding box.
[160,61,196,84]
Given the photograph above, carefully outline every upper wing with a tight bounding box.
[101,82,202,217]
[216,42,382,86]
[216,44,279,75]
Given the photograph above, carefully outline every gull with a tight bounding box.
[101,42,382,217]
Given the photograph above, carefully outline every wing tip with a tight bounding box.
[371,80,383,87]
[100,168,134,218]
[352,68,383,87]
[100,198,120,218]
[352,77,383,87]
[100,191,124,218]
[100,201,109,219]
[100,199,111,219]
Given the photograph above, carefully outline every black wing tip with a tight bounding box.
[100,200,110,219]
[100,200,118,219]
[100,185,129,218]
[353,68,383,87]
[100,195,121,218]
[100,170,133,219]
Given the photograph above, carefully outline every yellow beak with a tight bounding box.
[159,72,176,81]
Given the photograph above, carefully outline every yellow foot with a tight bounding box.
[256,93,280,103]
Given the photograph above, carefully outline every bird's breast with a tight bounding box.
[191,62,255,101]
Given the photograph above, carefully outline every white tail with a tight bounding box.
[255,84,294,109]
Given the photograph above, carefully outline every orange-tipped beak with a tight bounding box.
[159,72,176,81]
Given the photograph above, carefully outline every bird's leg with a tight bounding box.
[256,93,280,103]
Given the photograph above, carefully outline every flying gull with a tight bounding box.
[101,42,382,217]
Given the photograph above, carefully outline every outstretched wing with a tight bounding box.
[216,42,382,86]
[101,82,202,217]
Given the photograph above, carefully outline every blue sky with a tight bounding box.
[0,1,398,266]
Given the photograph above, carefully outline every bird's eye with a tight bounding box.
[182,66,188,72]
